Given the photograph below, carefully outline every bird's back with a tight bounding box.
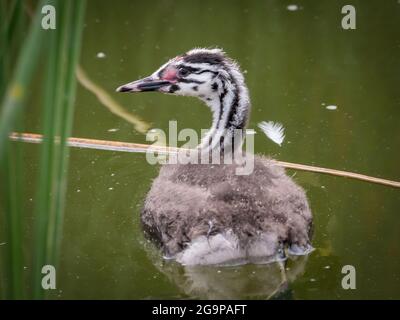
[141,155,313,265]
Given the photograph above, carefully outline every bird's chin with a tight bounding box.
[158,86,171,93]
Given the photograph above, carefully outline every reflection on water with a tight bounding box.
[76,66,151,134]
[145,240,309,299]
[1,0,399,299]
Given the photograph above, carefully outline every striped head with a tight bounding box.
[118,48,247,107]
[117,48,250,149]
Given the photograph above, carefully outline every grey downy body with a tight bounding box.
[117,48,313,266]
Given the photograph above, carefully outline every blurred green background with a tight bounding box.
[1,0,400,299]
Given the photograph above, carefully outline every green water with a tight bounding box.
[3,0,400,299]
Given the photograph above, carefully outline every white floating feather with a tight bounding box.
[258,121,285,146]
[326,105,337,110]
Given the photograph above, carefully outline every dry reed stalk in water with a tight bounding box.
[9,132,400,188]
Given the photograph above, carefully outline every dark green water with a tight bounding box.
[3,0,400,299]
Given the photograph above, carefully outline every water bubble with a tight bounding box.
[96,52,106,59]
[287,4,299,11]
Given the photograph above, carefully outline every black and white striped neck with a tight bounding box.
[199,67,250,152]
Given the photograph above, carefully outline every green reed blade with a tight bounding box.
[0,0,86,300]
[50,0,86,265]
[0,0,46,159]
[2,139,24,299]
[0,0,45,300]
[32,0,86,299]
[32,0,67,299]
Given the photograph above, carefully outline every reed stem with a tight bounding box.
[9,132,400,189]
[0,0,46,300]
[32,0,86,299]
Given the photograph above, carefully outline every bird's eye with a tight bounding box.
[178,67,190,77]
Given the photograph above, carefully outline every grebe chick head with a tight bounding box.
[117,48,250,150]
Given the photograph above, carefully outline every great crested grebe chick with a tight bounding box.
[117,48,313,266]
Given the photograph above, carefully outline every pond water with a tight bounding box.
[9,0,400,299]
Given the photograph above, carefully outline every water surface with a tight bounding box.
[4,0,400,299]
